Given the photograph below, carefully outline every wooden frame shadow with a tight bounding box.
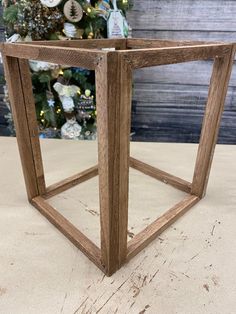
[1,38,235,276]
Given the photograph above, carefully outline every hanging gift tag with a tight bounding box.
[107,11,125,38]
[107,0,125,38]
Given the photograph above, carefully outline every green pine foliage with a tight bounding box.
[2,0,131,138]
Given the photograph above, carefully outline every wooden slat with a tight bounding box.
[132,83,235,110]
[22,38,127,49]
[132,30,236,44]
[133,60,236,87]
[2,56,39,200]
[121,44,231,69]
[191,46,236,197]
[31,196,103,272]
[118,53,133,263]
[127,0,236,32]
[44,165,98,199]
[127,195,200,261]
[130,157,192,193]
[18,59,46,195]
[1,43,105,70]
[127,38,224,49]
[95,52,132,275]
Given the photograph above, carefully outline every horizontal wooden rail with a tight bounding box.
[31,196,103,271]
[120,44,232,68]
[127,195,200,261]
[0,43,105,70]
[44,165,98,199]
[21,38,126,49]
[127,38,225,49]
[130,157,192,193]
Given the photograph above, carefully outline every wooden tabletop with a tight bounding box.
[0,137,235,314]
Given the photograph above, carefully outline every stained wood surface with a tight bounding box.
[130,157,192,193]
[127,0,236,143]
[192,47,236,197]
[122,44,231,69]
[44,165,98,199]
[127,194,200,260]
[31,196,103,271]
[95,51,132,275]
[1,43,105,70]
[18,59,46,195]
[2,56,39,200]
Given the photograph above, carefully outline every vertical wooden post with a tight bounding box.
[18,59,46,195]
[95,52,132,275]
[191,47,236,198]
[2,56,39,200]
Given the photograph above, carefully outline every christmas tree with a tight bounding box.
[1,0,131,139]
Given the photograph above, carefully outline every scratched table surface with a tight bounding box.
[0,137,236,314]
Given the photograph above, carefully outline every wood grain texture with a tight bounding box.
[132,83,235,110]
[31,196,103,272]
[44,165,98,199]
[95,52,132,275]
[121,44,231,69]
[133,61,236,87]
[132,30,236,45]
[1,39,234,275]
[127,38,224,49]
[191,46,236,197]
[118,52,133,263]
[127,195,200,261]
[126,0,236,144]
[2,56,39,200]
[18,59,46,195]
[127,0,236,32]
[22,38,127,49]
[1,43,105,70]
[130,157,192,193]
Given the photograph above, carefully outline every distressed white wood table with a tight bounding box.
[0,138,236,313]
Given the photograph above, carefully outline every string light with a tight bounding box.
[87,7,92,13]
[56,108,61,113]
[59,69,64,75]
[40,110,44,116]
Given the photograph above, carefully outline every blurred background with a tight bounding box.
[0,0,236,143]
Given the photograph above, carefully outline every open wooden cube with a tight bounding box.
[1,38,235,276]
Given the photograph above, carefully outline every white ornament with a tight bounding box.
[40,0,63,8]
[6,34,22,43]
[64,0,83,23]
[60,96,75,112]
[53,82,80,97]
[63,22,77,38]
[29,60,59,72]
[53,82,80,113]
[61,117,82,139]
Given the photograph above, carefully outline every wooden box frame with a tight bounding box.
[1,38,235,276]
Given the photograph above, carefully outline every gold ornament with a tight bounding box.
[64,0,83,23]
